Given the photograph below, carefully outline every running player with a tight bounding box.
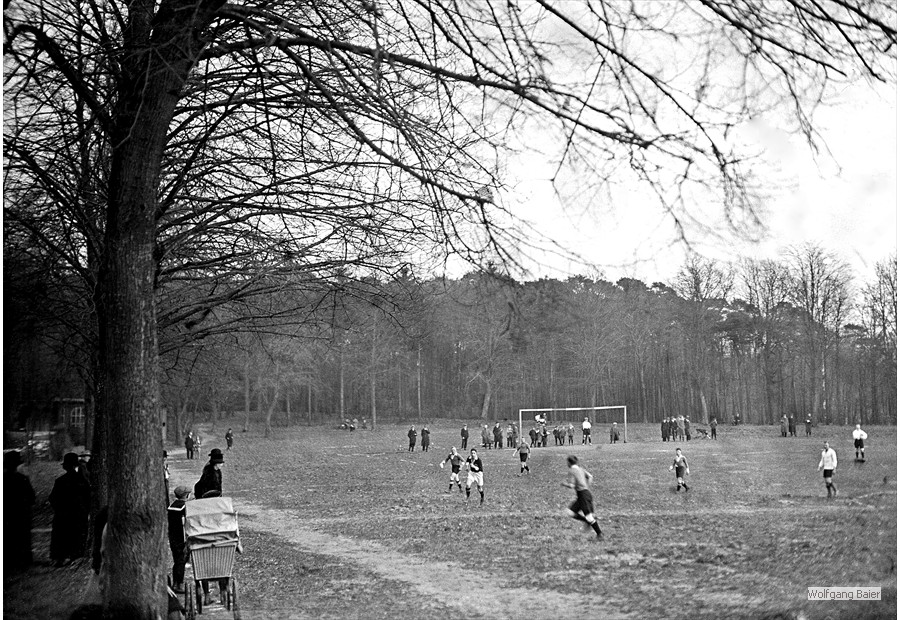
[669,447,690,491]
[516,439,531,475]
[562,455,603,540]
[465,449,485,505]
[440,447,464,492]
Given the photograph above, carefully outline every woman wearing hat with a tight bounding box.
[49,452,91,566]
[194,448,224,499]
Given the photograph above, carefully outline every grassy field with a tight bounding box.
[4,420,897,619]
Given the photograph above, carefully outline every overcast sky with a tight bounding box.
[505,80,896,288]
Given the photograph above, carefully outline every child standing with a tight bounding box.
[669,448,690,492]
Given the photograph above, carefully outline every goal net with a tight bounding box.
[518,406,628,443]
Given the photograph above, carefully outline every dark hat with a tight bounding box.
[208,448,224,464]
[63,452,80,470]
[4,450,22,469]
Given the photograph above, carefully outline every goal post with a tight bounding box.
[518,406,628,443]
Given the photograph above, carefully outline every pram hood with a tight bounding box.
[185,496,239,545]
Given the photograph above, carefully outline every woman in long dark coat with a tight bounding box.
[194,448,224,499]
[49,452,91,565]
[4,450,35,571]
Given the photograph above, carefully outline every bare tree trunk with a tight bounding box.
[417,345,422,421]
[243,359,251,432]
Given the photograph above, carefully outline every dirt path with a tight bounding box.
[172,443,630,618]
[237,501,631,619]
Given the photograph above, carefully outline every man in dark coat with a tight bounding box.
[4,450,35,571]
[194,448,224,499]
[185,432,194,459]
[49,452,91,565]
[460,424,469,450]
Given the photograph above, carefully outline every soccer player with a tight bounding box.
[817,441,838,498]
[669,447,690,491]
[581,417,592,445]
[609,422,620,444]
[516,439,531,475]
[562,455,603,540]
[440,447,464,492]
[852,424,867,461]
[464,448,485,505]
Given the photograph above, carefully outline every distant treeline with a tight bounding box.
[6,248,896,435]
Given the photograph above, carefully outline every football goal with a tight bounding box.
[518,406,628,443]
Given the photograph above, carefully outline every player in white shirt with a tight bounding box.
[581,417,592,445]
[817,441,838,498]
[852,424,868,460]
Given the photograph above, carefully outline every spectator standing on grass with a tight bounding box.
[684,417,692,441]
[421,426,431,452]
[460,424,469,450]
[567,423,575,445]
[167,486,190,593]
[465,448,486,505]
[780,415,788,437]
[185,431,194,459]
[582,417,592,445]
[440,447,464,492]
[675,415,685,441]
[225,428,234,450]
[788,415,797,437]
[852,424,867,461]
[4,450,35,572]
[407,426,417,452]
[669,447,690,492]
[817,441,838,498]
[49,452,91,566]
[481,424,491,450]
[805,418,812,437]
[511,423,519,448]
[516,439,531,475]
[562,455,603,540]
[661,417,668,442]
[194,448,224,499]
[493,422,503,450]
[541,425,549,448]
[530,426,538,447]
[193,433,203,456]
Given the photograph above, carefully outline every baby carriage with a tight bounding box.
[183,496,242,619]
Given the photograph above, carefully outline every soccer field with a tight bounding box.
[168,421,897,619]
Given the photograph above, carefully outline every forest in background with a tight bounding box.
[9,243,893,436]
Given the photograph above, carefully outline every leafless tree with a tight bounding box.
[4,0,895,614]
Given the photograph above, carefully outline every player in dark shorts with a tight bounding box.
[817,441,838,497]
[440,447,464,492]
[562,455,603,540]
[669,447,690,491]
[852,425,867,460]
[516,440,531,475]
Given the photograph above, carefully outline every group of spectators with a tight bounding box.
[661,415,698,441]
[780,414,813,437]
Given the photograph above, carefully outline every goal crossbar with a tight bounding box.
[518,406,628,443]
